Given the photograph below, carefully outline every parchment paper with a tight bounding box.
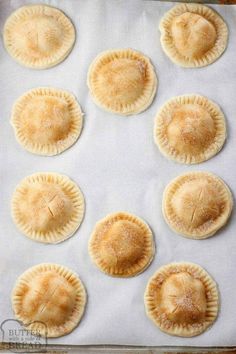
[1,0,236,347]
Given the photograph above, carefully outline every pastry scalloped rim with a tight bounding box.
[11,87,83,156]
[144,262,219,337]
[3,4,75,69]
[154,94,226,164]
[89,211,155,277]
[87,48,158,116]
[162,171,233,239]
[12,263,86,338]
[11,172,85,244]
[159,3,228,68]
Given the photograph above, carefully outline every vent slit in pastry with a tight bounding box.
[12,263,86,337]
[144,262,219,337]
[11,173,85,243]
[162,171,233,239]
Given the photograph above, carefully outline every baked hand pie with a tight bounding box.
[163,171,233,239]
[11,173,84,243]
[159,3,228,67]
[154,95,226,164]
[144,262,219,337]
[11,87,83,156]
[89,212,155,277]
[12,263,86,337]
[87,48,157,115]
[3,4,75,69]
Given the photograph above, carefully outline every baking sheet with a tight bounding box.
[1,0,236,348]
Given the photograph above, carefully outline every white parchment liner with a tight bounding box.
[0,0,236,347]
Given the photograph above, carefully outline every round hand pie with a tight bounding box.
[11,87,83,156]
[163,171,233,239]
[159,4,228,67]
[144,262,219,337]
[89,212,155,277]
[87,48,157,115]
[11,173,85,243]
[154,95,226,164]
[12,263,86,337]
[3,4,75,69]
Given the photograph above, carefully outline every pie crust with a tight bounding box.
[163,171,233,239]
[87,48,157,115]
[154,95,226,164]
[3,4,75,69]
[89,212,155,277]
[11,87,83,156]
[159,3,228,67]
[144,262,219,337]
[12,263,86,337]
[11,173,85,243]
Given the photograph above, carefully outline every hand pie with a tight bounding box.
[12,263,86,337]
[144,262,219,337]
[87,49,157,115]
[89,212,155,277]
[163,171,233,239]
[11,173,84,243]
[3,5,75,69]
[154,95,226,164]
[11,87,83,156]
[159,3,228,67]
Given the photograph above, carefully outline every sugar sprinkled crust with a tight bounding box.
[87,48,158,115]
[11,173,85,243]
[89,212,155,277]
[159,3,228,67]
[163,171,233,239]
[12,263,87,337]
[144,262,219,337]
[154,94,226,164]
[11,87,83,156]
[3,4,75,69]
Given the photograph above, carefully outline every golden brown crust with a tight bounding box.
[144,262,219,337]
[89,212,155,277]
[154,95,226,164]
[3,5,75,69]
[163,171,233,239]
[11,87,83,156]
[87,48,158,115]
[159,3,228,67]
[12,263,86,338]
[11,173,85,243]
